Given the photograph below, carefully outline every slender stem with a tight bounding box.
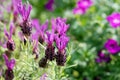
[117,27,120,44]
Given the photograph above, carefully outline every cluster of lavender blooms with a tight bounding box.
[0,0,69,80]
[73,0,92,15]
[37,17,69,67]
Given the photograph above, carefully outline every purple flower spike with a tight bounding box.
[4,22,14,40]
[73,0,92,15]
[45,32,55,61]
[55,35,69,51]
[46,32,54,45]
[45,0,54,11]
[107,12,120,28]
[51,17,69,35]
[40,73,47,80]
[3,54,15,70]
[17,2,32,21]
[104,39,120,54]
[32,19,48,44]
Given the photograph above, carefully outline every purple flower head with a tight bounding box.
[51,17,69,35]
[55,34,69,52]
[46,32,55,45]
[32,19,48,43]
[73,7,86,15]
[4,22,14,40]
[73,0,92,15]
[12,0,21,14]
[107,13,120,28]
[104,39,120,54]
[3,54,15,70]
[95,51,111,63]
[40,73,47,80]
[45,0,54,11]
[77,0,92,9]
[17,2,32,21]
[4,22,15,51]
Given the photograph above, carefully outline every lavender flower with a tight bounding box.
[4,22,15,51]
[45,0,54,11]
[45,32,55,61]
[51,17,69,36]
[32,19,48,44]
[12,0,21,22]
[17,2,32,37]
[55,35,69,66]
[73,0,92,15]
[107,12,120,28]
[104,39,120,54]
[95,51,111,63]
[3,54,15,80]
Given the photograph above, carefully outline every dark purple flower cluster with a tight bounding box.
[17,1,32,37]
[3,54,15,80]
[37,17,69,67]
[96,39,120,63]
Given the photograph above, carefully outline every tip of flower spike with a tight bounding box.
[3,54,15,70]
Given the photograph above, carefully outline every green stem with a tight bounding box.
[117,27,120,44]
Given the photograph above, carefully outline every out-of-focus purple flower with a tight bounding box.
[4,22,15,51]
[32,19,48,44]
[3,54,15,70]
[45,0,54,11]
[104,39,120,54]
[40,73,47,80]
[51,17,69,35]
[107,13,120,28]
[17,2,32,21]
[73,0,92,15]
[73,7,86,15]
[95,51,111,63]
[4,22,14,40]
[17,2,32,37]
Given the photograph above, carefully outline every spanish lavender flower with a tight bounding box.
[3,54,15,80]
[107,12,120,28]
[51,17,69,36]
[12,0,21,22]
[45,0,54,11]
[73,0,92,15]
[17,2,32,37]
[32,19,48,44]
[95,51,111,63]
[55,35,69,66]
[104,39,120,54]
[45,32,55,61]
[4,22,15,51]
[40,73,47,80]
